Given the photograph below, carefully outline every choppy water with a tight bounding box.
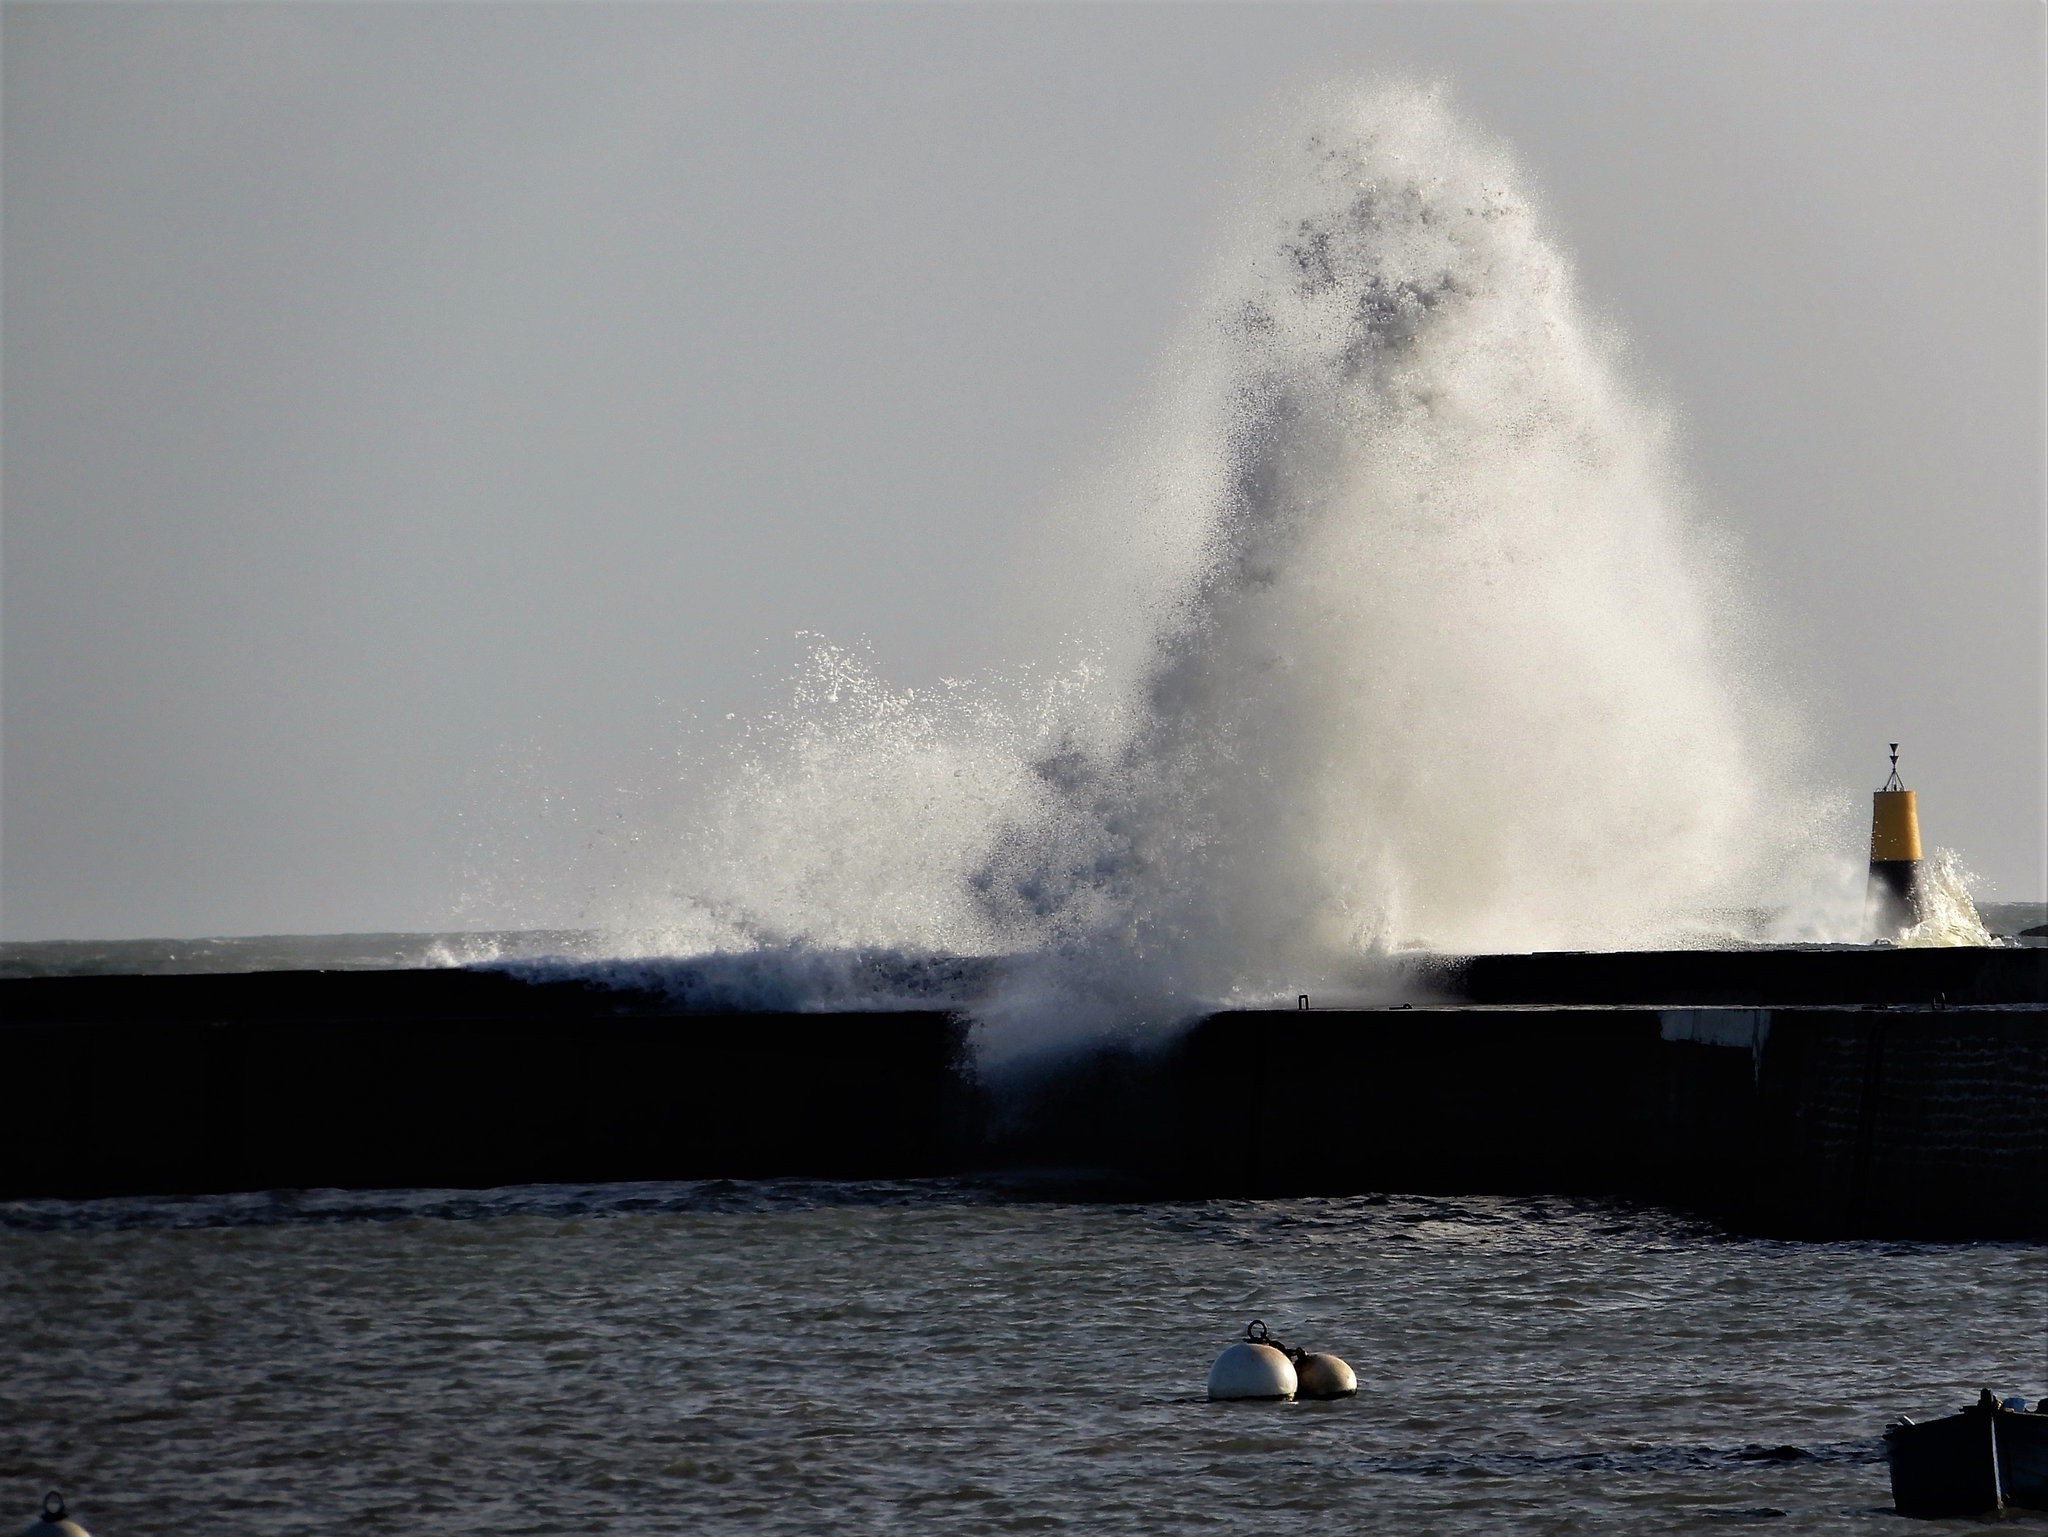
[5,1186,2043,1534]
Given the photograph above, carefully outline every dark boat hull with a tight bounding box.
[1887,1404,2048,1517]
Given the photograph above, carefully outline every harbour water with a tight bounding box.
[6,1183,2042,1534]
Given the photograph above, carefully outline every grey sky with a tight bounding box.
[4,1,2042,940]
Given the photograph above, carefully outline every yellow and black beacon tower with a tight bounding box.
[1866,743,1924,940]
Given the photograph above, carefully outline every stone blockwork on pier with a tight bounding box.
[1018,1003,2043,1237]
[1746,1009,2048,1237]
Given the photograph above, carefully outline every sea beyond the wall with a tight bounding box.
[3,901,2043,983]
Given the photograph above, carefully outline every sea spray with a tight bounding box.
[953,82,1840,1050]
[616,640,1077,960]
[1896,848,1994,948]
[527,83,1858,1049]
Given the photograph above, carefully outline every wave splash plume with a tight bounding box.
[540,84,1843,1047]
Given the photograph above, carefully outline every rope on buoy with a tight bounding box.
[1244,1319,1300,1362]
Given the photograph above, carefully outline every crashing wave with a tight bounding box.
[485,83,1851,1047]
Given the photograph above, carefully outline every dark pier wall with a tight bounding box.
[1742,1007,2048,1238]
[1429,945,2046,1006]
[3,971,969,1198]
[4,951,2043,1237]
[1152,1006,2047,1239]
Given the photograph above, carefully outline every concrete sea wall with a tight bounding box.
[3,951,2042,1237]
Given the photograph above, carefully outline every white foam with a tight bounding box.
[1896,848,1996,948]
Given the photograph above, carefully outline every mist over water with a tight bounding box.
[495,85,1874,1045]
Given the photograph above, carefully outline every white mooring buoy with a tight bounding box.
[23,1492,89,1537]
[1208,1337,1297,1401]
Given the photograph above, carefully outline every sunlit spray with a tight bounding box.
[512,83,1889,1055]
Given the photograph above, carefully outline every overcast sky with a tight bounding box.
[4,1,2042,940]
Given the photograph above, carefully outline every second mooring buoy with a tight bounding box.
[1294,1351,1359,1399]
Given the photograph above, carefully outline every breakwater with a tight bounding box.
[3,969,972,1199]
[4,949,2042,1237]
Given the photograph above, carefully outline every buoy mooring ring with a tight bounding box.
[26,1491,91,1537]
